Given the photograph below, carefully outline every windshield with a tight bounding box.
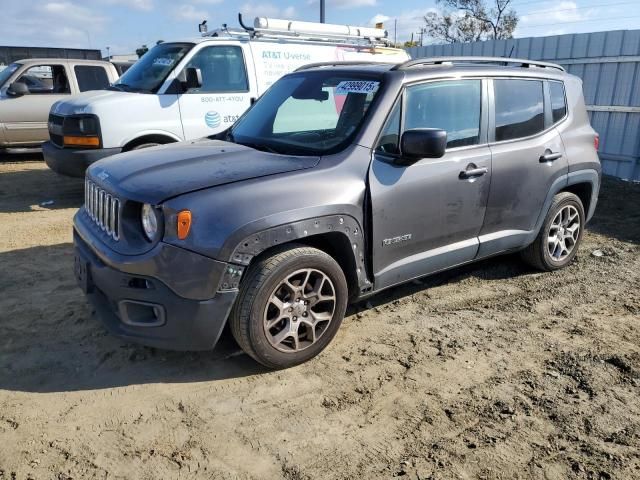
[114,42,193,93]
[0,63,21,88]
[229,72,384,156]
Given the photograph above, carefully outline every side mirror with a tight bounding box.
[7,82,30,97]
[178,67,202,90]
[399,128,447,164]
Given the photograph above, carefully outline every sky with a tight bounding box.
[1,0,640,57]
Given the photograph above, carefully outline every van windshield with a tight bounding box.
[0,63,21,89]
[113,42,193,93]
[229,71,384,156]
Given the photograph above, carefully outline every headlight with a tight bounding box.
[141,203,160,241]
[63,115,101,148]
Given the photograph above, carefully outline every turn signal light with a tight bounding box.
[177,210,192,240]
[594,135,600,151]
[64,135,100,147]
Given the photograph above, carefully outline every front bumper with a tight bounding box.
[43,141,122,178]
[73,228,240,351]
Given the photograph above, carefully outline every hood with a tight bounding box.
[51,90,138,115]
[87,139,320,204]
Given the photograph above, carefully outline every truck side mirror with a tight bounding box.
[7,81,30,97]
[178,67,202,91]
[398,128,447,165]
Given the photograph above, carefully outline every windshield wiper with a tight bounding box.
[238,141,282,154]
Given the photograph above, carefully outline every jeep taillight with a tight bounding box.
[594,134,600,151]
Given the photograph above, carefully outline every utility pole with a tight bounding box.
[320,0,325,23]
[394,19,397,45]
[106,46,111,61]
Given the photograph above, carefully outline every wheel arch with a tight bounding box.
[122,133,179,151]
[229,215,371,300]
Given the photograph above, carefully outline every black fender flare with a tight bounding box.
[226,214,371,293]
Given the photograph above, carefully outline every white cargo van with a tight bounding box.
[43,15,410,177]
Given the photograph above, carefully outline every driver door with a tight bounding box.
[178,45,253,140]
[1,63,72,145]
[369,79,492,290]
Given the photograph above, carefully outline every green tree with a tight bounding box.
[424,0,518,43]
[135,44,148,58]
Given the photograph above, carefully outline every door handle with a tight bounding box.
[459,166,488,179]
[539,151,563,163]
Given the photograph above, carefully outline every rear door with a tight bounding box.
[178,44,253,140]
[369,79,492,290]
[478,78,568,257]
[0,62,72,145]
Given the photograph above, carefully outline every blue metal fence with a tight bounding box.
[407,30,640,181]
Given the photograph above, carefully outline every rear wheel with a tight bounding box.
[229,245,348,369]
[521,192,585,271]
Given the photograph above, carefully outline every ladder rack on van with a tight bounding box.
[202,14,393,47]
[392,57,565,72]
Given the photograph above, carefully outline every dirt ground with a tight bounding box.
[0,155,639,480]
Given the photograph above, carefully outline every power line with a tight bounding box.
[517,13,640,28]
[523,1,637,17]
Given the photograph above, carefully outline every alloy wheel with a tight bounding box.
[547,205,581,261]
[263,268,336,353]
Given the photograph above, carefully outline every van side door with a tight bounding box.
[177,44,254,140]
[0,62,72,146]
[369,79,492,290]
[477,78,569,257]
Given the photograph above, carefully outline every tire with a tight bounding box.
[229,244,348,369]
[130,142,160,151]
[521,192,585,271]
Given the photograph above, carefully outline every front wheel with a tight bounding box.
[229,245,348,369]
[521,192,585,271]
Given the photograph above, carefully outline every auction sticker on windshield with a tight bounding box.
[336,81,380,95]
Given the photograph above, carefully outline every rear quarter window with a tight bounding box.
[74,65,110,92]
[550,81,567,123]
[494,79,544,142]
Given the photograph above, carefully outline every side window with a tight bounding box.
[550,81,567,123]
[74,65,110,92]
[16,65,70,94]
[375,100,401,155]
[404,80,482,148]
[494,79,544,141]
[184,46,248,93]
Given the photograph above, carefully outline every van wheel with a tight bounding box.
[131,142,160,150]
[229,245,348,369]
[521,192,585,271]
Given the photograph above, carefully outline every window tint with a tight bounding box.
[494,79,544,141]
[16,65,70,94]
[550,81,567,123]
[185,46,248,93]
[405,80,481,148]
[74,65,110,92]
[375,100,401,155]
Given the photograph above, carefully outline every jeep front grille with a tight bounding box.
[85,179,120,240]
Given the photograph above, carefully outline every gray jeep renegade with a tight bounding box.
[73,57,601,368]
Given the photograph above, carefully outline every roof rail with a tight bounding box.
[392,56,565,72]
[294,61,382,72]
